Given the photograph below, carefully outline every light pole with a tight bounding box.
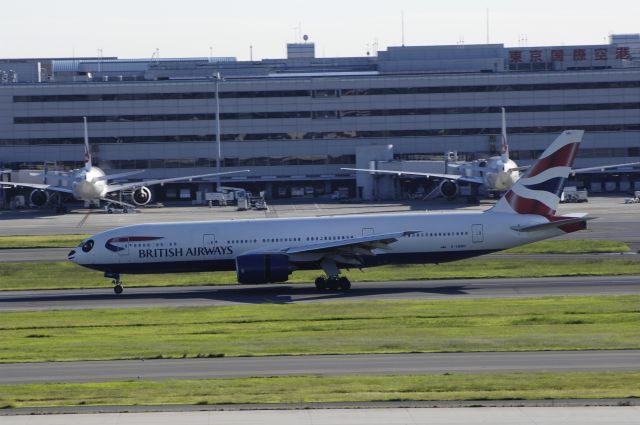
[214,72,222,191]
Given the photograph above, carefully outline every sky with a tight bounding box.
[0,0,638,60]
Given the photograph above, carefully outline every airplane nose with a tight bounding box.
[68,250,76,261]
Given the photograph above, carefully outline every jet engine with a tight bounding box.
[438,179,459,200]
[235,253,290,284]
[29,189,49,207]
[131,187,152,206]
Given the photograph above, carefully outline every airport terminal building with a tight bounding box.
[1,35,639,201]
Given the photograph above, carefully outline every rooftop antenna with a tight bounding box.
[486,8,490,44]
[97,48,103,74]
[401,10,405,46]
[292,23,301,42]
[249,45,253,61]
[209,46,213,62]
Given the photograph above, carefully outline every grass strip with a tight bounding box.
[1,257,640,291]
[0,234,89,249]
[1,296,639,363]
[0,235,629,253]
[503,239,629,254]
[1,371,639,408]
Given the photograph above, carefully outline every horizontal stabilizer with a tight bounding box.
[511,214,593,232]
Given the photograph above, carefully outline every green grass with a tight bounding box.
[1,371,639,408]
[504,239,630,254]
[1,296,639,363]
[0,234,89,249]
[2,257,640,291]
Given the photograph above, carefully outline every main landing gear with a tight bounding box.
[314,258,351,291]
[314,276,351,291]
[105,272,124,294]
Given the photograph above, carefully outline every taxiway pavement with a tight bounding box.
[1,350,639,384]
[2,276,639,312]
[3,406,640,425]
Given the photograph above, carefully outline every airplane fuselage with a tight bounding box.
[482,157,520,191]
[71,167,108,201]
[70,210,560,275]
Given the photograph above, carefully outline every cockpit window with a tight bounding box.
[82,240,94,253]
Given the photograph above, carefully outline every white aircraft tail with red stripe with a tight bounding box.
[83,116,92,170]
[500,107,509,163]
[491,130,584,217]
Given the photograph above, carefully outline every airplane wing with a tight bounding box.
[28,172,76,182]
[259,230,420,268]
[571,162,640,175]
[340,168,484,185]
[284,231,417,255]
[515,161,640,176]
[0,181,74,194]
[105,170,251,193]
[94,170,145,182]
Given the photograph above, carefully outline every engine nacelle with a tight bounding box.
[438,179,459,200]
[131,186,152,206]
[29,189,49,207]
[235,253,290,284]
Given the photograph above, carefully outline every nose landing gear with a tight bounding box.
[105,272,124,294]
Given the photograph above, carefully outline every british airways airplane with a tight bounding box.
[70,130,589,294]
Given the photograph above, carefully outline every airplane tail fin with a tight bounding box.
[491,130,584,216]
[500,107,509,163]
[83,117,92,170]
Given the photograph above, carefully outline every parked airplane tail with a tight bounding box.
[83,117,92,170]
[491,130,584,217]
[500,107,509,163]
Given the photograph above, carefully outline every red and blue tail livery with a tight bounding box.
[493,130,583,217]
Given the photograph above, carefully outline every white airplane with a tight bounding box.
[343,108,639,199]
[70,130,590,294]
[343,108,520,199]
[1,118,249,210]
